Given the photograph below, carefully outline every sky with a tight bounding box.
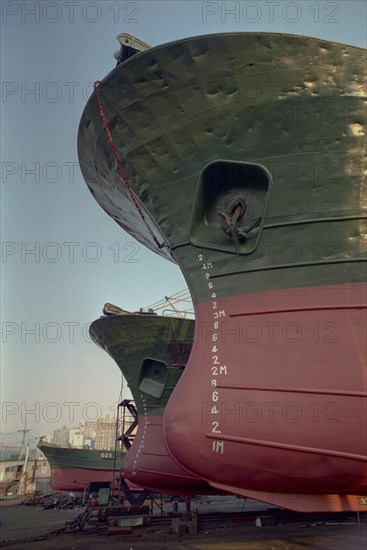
[1,0,366,446]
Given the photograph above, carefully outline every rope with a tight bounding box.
[93,81,166,250]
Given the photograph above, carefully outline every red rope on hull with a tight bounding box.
[94,80,166,250]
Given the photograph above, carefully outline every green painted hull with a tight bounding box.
[78,33,367,510]
[89,314,194,416]
[39,442,125,491]
[78,33,366,303]
[39,443,123,470]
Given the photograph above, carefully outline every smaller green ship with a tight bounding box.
[90,305,210,495]
[39,441,125,492]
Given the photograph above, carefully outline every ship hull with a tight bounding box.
[39,444,125,492]
[163,282,367,509]
[78,33,367,511]
[123,414,209,495]
[50,467,118,492]
[89,314,210,495]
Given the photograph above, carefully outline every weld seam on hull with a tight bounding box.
[211,258,367,279]
[138,452,169,457]
[137,469,200,480]
[216,385,367,398]
[48,464,120,470]
[230,304,367,317]
[205,434,367,462]
[264,214,367,229]
[172,217,367,253]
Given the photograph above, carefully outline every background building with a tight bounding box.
[52,425,70,447]
[68,427,84,449]
[95,415,117,450]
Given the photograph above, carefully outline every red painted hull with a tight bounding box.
[164,282,367,511]
[50,468,141,492]
[123,414,210,496]
[51,468,114,492]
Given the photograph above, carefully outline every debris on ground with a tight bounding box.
[20,493,84,509]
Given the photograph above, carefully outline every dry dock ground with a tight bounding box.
[1,498,366,549]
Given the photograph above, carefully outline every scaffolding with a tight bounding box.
[112,399,151,507]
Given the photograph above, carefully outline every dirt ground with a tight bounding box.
[1,498,366,549]
[1,523,367,550]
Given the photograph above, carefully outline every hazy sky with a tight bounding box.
[1,0,366,445]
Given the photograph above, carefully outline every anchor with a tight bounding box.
[218,195,261,244]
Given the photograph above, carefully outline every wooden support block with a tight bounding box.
[187,520,198,535]
[172,518,187,534]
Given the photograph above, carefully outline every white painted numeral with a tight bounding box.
[211,421,221,433]
[212,440,224,453]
